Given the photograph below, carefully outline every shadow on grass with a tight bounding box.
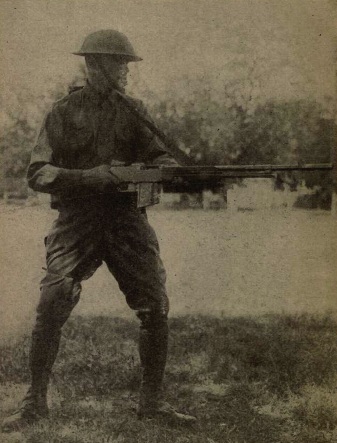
[168,314,337,395]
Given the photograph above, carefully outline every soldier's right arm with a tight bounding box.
[27,103,117,195]
[27,102,82,193]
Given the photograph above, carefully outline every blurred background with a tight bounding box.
[0,0,336,338]
[0,0,336,206]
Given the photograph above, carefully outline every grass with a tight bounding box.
[0,198,336,442]
[1,313,337,442]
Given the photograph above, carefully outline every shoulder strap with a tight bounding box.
[94,58,194,166]
[68,85,84,95]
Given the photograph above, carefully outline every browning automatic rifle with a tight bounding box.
[110,163,334,208]
[93,68,334,208]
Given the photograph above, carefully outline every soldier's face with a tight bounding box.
[101,55,129,90]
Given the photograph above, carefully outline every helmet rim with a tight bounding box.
[72,51,142,61]
[73,30,142,62]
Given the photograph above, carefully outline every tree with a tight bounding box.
[1,65,334,198]
[0,69,85,197]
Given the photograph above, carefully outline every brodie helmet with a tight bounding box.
[73,30,142,61]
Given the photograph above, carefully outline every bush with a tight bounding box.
[1,76,335,196]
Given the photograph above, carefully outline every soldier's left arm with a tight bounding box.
[133,100,179,166]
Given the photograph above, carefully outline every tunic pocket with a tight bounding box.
[67,123,94,151]
[63,119,95,168]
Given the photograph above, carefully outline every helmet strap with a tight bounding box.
[92,56,192,166]
[93,55,122,94]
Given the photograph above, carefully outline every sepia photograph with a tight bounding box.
[0,1,336,442]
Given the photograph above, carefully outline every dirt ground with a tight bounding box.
[0,204,336,342]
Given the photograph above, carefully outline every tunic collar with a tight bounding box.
[82,81,113,106]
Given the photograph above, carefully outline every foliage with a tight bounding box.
[143,84,335,194]
[0,72,335,196]
[0,69,86,196]
[0,84,67,196]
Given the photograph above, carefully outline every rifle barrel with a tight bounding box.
[158,163,333,181]
[214,163,333,171]
[159,163,333,172]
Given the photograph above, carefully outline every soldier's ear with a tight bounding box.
[85,55,101,72]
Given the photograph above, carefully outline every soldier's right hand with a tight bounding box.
[81,165,121,192]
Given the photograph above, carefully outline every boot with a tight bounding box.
[1,384,49,432]
[137,382,196,424]
[137,312,196,424]
[2,314,62,432]
[137,400,197,423]
[2,275,79,432]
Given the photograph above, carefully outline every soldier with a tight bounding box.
[2,29,196,432]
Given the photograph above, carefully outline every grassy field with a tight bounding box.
[0,205,336,337]
[1,314,337,443]
[0,205,336,442]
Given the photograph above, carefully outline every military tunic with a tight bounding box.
[28,83,174,320]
